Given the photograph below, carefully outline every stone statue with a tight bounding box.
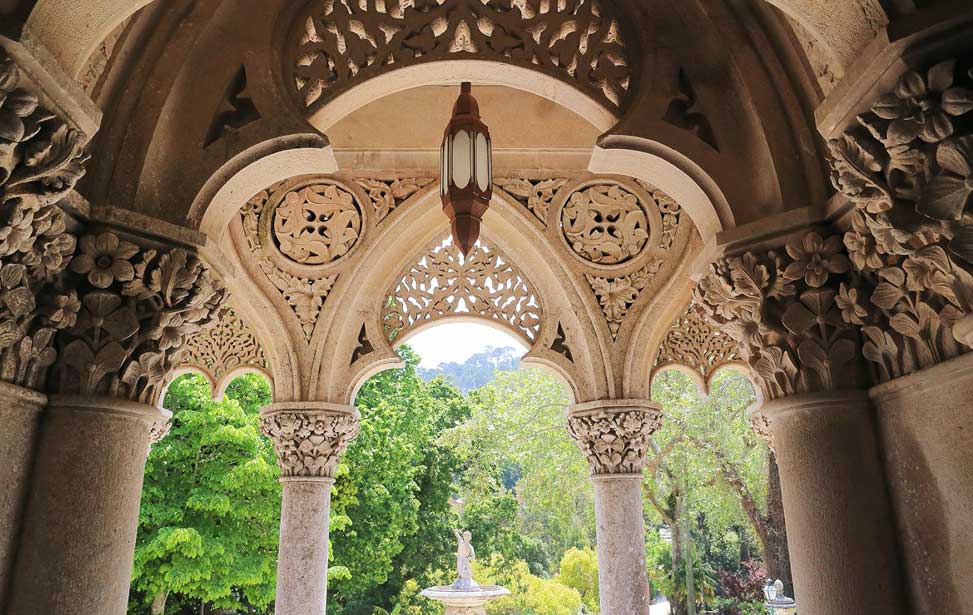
[453,529,477,590]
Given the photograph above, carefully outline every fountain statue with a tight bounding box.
[420,530,510,614]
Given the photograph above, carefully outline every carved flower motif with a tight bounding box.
[866,214,912,256]
[590,277,639,322]
[871,60,973,146]
[45,291,81,329]
[74,291,139,342]
[836,284,868,326]
[71,233,139,289]
[844,212,885,270]
[916,136,973,223]
[149,312,201,351]
[784,233,849,288]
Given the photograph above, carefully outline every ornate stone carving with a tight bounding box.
[204,66,260,148]
[0,51,88,389]
[52,232,226,403]
[177,305,267,383]
[586,259,662,340]
[654,302,739,380]
[562,184,649,265]
[290,0,633,114]
[273,184,362,265]
[663,69,718,150]
[383,238,541,342]
[356,177,434,222]
[567,407,662,475]
[637,180,682,250]
[258,260,336,341]
[240,183,342,342]
[694,231,861,401]
[495,177,569,225]
[828,58,973,381]
[260,410,360,479]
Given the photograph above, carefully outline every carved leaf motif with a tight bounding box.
[586,260,662,340]
[495,177,569,224]
[177,306,268,382]
[260,410,360,478]
[654,302,739,380]
[567,408,662,475]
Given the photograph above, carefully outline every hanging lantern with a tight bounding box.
[441,82,492,257]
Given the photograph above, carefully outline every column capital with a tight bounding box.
[259,402,360,480]
[694,228,867,401]
[566,399,661,476]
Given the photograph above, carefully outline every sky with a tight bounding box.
[406,322,526,368]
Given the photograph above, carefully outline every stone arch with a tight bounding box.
[214,367,275,401]
[155,367,215,409]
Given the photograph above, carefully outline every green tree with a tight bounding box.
[132,372,279,615]
[474,554,583,615]
[557,547,599,613]
[646,369,790,614]
[441,368,594,566]
[328,346,470,614]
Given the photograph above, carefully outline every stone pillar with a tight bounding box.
[869,353,973,615]
[823,43,973,614]
[0,383,46,610]
[2,220,224,614]
[754,391,905,615]
[6,397,170,615]
[695,229,908,615]
[260,402,361,615]
[567,399,661,615]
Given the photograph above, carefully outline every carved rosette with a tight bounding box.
[51,232,226,404]
[0,50,88,390]
[828,57,973,382]
[260,409,361,479]
[272,184,362,265]
[694,231,863,401]
[654,302,740,380]
[561,184,649,265]
[567,404,663,476]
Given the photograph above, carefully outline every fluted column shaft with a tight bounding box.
[260,402,360,615]
[567,399,661,615]
[6,396,170,615]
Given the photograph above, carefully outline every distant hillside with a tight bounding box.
[419,346,521,392]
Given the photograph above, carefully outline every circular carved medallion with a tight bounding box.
[560,184,649,265]
[272,184,362,265]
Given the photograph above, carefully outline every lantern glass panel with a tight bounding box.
[440,141,447,196]
[475,132,490,191]
[451,130,471,189]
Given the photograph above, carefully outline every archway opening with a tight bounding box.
[320,321,595,613]
[646,367,790,615]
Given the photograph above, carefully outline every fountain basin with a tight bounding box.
[421,585,511,613]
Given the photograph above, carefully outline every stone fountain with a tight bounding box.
[420,530,510,614]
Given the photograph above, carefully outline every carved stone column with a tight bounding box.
[260,402,360,615]
[5,224,224,615]
[0,42,95,611]
[695,231,908,615]
[827,53,973,615]
[567,399,661,615]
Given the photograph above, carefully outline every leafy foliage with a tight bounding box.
[132,372,279,614]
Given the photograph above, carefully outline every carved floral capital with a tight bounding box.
[260,408,361,479]
[694,231,863,401]
[827,57,973,382]
[566,402,662,475]
[51,231,226,403]
[0,50,88,390]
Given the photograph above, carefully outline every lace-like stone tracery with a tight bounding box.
[383,238,541,342]
[654,302,739,380]
[561,184,649,265]
[177,306,268,384]
[290,0,633,115]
